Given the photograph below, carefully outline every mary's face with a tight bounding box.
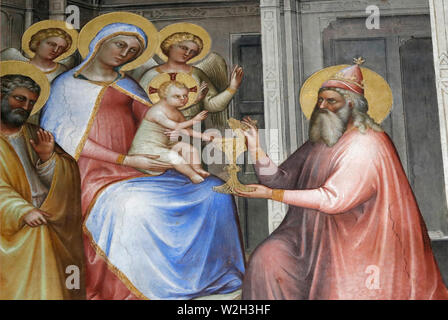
[96,35,142,68]
[168,40,200,64]
[36,36,68,61]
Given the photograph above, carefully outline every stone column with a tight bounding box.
[25,0,34,29]
[283,0,304,153]
[260,0,288,233]
[429,0,448,235]
[49,0,66,21]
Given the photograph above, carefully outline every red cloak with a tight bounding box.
[243,128,448,299]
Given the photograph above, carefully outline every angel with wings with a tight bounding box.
[134,23,243,127]
[1,20,78,125]
[0,20,78,83]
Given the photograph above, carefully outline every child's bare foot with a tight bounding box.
[195,167,210,178]
[190,174,205,184]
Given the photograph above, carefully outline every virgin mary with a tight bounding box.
[40,12,245,300]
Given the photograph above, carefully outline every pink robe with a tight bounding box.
[78,86,149,300]
[243,128,448,299]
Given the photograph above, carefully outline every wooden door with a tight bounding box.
[231,34,269,253]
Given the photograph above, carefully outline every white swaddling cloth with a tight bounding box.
[128,119,186,175]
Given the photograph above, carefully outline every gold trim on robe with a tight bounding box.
[74,86,108,161]
[0,123,85,300]
[81,176,155,300]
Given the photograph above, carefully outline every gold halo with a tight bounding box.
[78,12,159,71]
[0,61,50,116]
[157,23,211,64]
[146,72,199,110]
[299,65,393,123]
[22,20,78,62]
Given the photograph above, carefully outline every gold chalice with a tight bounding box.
[212,118,257,194]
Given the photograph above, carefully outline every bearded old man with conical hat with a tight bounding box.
[236,59,448,299]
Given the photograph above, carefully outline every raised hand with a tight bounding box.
[229,65,244,90]
[241,116,260,151]
[193,110,209,123]
[30,129,55,162]
[24,209,51,227]
[194,81,209,104]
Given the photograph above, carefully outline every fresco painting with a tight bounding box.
[1,0,448,303]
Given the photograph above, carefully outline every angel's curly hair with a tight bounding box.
[160,32,203,57]
[158,80,188,100]
[29,28,72,53]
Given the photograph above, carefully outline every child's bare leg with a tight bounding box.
[187,146,210,178]
[172,142,210,178]
[173,163,204,184]
[192,166,210,178]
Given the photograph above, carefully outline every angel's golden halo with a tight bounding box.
[147,72,199,110]
[157,23,212,64]
[299,65,393,124]
[0,61,50,116]
[22,20,79,62]
[77,12,159,72]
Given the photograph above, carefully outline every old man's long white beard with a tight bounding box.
[309,102,351,147]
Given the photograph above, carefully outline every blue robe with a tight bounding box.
[41,22,245,299]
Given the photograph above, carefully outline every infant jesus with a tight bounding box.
[128,80,213,184]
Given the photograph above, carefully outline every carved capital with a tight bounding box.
[260,0,280,9]
[319,16,338,33]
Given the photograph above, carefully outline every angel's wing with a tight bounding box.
[126,56,160,82]
[195,52,229,91]
[195,52,232,127]
[0,47,28,62]
[59,55,77,70]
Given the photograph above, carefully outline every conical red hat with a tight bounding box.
[321,57,365,95]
